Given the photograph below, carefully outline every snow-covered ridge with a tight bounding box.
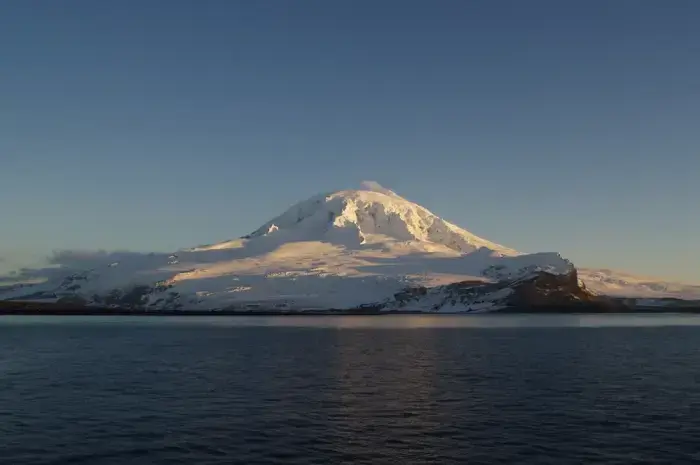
[2,182,698,310]
[232,187,520,257]
[577,268,700,299]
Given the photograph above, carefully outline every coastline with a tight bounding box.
[1,301,699,315]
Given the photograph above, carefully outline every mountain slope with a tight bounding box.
[576,268,700,300]
[1,183,698,311]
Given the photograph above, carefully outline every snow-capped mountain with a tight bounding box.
[2,182,699,312]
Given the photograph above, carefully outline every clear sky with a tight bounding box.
[1,0,698,282]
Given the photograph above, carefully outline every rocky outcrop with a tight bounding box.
[378,269,628,313]
[501,269,626,312]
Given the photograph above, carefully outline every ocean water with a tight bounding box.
[1,315,699,464]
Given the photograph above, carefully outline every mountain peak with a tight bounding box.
[240,185,519,256]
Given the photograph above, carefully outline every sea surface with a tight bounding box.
[1,314,700,464]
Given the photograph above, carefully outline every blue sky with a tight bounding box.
[1,0,698,282]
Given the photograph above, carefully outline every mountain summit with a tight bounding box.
[237,183,518,256]
[2,183,699,311]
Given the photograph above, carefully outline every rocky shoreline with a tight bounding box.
[3,269,699,315]
[2,300,699,315]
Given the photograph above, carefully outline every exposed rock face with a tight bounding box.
[502,269,626,312]
[377,269,627,313]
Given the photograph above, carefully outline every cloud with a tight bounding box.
[359,180,398,196]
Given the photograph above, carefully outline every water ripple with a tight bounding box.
[0,320,699,464]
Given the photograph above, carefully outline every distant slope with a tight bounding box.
[578,268,700,299]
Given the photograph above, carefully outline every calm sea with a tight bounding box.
[1,315,699,464]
